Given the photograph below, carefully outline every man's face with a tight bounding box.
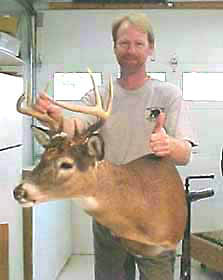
[114,21,153,73]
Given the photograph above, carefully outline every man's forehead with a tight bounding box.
[117,21,147,38]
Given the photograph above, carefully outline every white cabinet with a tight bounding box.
[0,147,23,280]
[0,73,24,280]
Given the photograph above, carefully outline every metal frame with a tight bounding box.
[180,175,215,280]
[15,0,36,16]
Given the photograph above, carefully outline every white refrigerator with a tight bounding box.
[0,73,24,280]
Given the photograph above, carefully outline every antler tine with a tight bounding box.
[51,69,113,120]
[88,68,113,117]
[87,68,102,111]
[17,94,62,133]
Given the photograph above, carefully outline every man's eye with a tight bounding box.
[119,42,128,47]
[136,42,144,47]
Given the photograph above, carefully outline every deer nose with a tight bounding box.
[14,185,28,201]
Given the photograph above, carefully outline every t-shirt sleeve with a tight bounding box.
[165,93,198,147]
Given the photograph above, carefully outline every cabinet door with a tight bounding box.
[0,224,8,280]
[0,73,23,149]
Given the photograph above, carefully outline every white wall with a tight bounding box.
[35,9,223,275]
[36,9,223,84]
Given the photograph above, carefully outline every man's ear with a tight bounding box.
[113,41,117,52]
[148,45,154,57]
[149,40,155,56]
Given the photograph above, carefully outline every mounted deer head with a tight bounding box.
[14,71,187,257]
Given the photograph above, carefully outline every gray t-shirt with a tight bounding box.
[79,79,195,164]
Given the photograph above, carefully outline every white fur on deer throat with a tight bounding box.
[73,196,99,210]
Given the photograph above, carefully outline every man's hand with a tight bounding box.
[149,112,192,165]
[34,92,62,125]
[149,112,171,157]
[35,92,86,136]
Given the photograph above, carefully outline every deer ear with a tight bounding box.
[31,125,51,147]
[87,135,104,161]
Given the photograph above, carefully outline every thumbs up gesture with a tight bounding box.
[149,112,171,157]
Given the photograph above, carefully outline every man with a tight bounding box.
[36,13,195,280]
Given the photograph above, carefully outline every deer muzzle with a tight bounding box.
[13,184,36,207]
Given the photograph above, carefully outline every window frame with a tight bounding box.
[53,71,103,101]
[182,71,223,102]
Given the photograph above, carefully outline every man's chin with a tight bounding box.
[122,60,138,66]
[119,64,142,74]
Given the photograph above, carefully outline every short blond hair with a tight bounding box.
[112,13,155,48]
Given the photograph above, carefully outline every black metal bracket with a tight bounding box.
[180,174,215,280]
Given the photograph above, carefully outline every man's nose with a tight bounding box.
[126,43,137,53]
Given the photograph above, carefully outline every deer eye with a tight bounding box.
[60,162,73,170]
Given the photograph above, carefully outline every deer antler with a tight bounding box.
[16,86,63,133]
[51,69,113,120]
[17,70,113,136]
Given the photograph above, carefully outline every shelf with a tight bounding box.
[0,49,24,66]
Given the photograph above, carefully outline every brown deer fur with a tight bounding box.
[14,134,187,257]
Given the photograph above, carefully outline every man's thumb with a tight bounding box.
[152,112,166,133]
